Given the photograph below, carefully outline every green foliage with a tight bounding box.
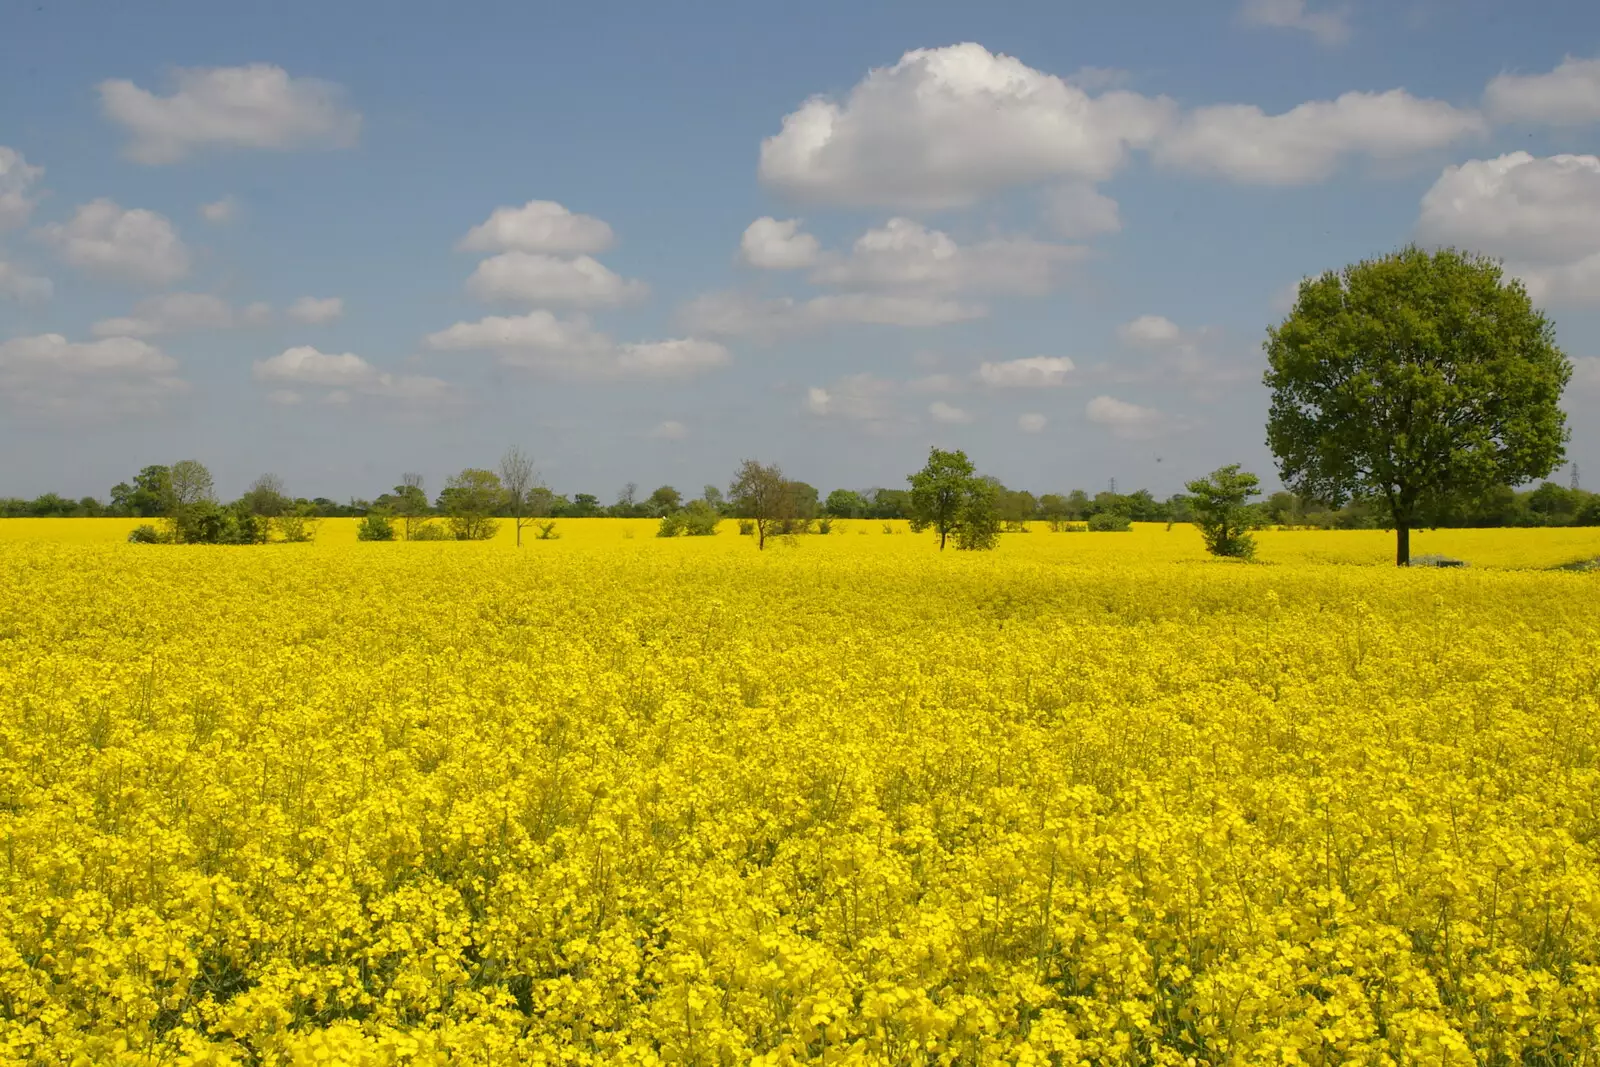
[127,524,169,544]
[908,447,992,550]
[533,520,560,540]
[729,460,790,549]
[867,488,910,519]
[668,500,721,536]
[169,499,265,545]
[953,479,1001,550]
[1087,511,1132,532]
[409,522,450,541]
[825,489,869,518]
[274,504,318,543]
[997,487,1036,532]
[240,474,289,518]
[787,481,821,520]
[357,513,396,541]
[1186,465,1263,560]
[645,485,683,517]
[119,465,171,517]
[1266,246,1572,565]
[439,468,503,541]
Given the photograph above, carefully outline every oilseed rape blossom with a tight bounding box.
[0,524,1598,1063]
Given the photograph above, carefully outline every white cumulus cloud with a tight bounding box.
[928,400,973,424]
[0,147,44,231]
[465,251,648,307]
[1485,56,1600,127]
[1238,0,1351,45]
[615,339,730,377]
[253,345,455,407]
[811,217,1085,296]
[199,196,237,224]
[1086,394,1168,439]
[0,333,187,418]
[1418,152,1600,263]
[457,200,615,255]
[100,64,361,164]
[649,420,688,440]
[805,374,900,431]
[254,345,377,388]
[1417,152,1600,306]
[1117,314,1184,347]
[759,43,1175,209]
[92,292,270,337]
[978,356,1075,387]
[286,295,344,324]
[1156,90,1484,184]
[426,311,728,380]
[37,199,190,285]
[740,217,821,269]
[1018,412,1048,433]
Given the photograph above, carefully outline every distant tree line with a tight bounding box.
[5,467,1595,533]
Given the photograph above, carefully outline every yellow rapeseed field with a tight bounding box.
[1,521,1599,1064]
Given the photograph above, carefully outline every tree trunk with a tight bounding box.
[758,523,765,550]
[515,514,522,546]
[939,528,947,550]
[1396,524,1410,567]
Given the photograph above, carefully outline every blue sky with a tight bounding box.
[1,0,1597,503]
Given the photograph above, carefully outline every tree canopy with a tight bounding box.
[1186,464,1263,559]
[1265,246,1571,565]
[907,448,999,550]
[728,459,790,550]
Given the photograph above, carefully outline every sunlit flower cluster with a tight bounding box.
[0,523,1597,1064]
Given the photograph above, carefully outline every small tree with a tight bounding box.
[612,483,640,518]
[728,459,792,550]
[393,473,431,540]
[275,502,319,543]
[1186,464,1263,559]
[499,446,544,546]
[440,468,503,540]
[241,473,289,520]
[646,485,683,517]
[997,487,1037,532]
[357,512,396,541]
[825,489,869,519]
[907,447,1000,551]
[1266,246,1571,565]
[166,460,215,543]
[120,465,171,517]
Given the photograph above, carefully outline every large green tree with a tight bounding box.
[1265,247,1571,566]
[906,448,999,551]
